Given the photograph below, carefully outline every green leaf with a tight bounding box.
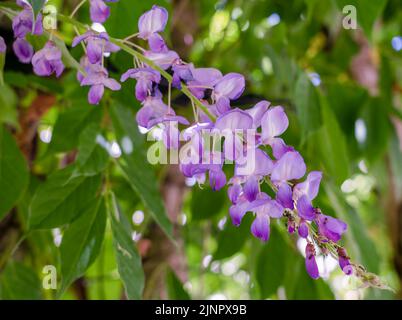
[360,98,390,163]
[108,192,144,300]
[0,262,42,300]
[27,0,46,18]
[75,123,109,176]
[110,103,172,238]
[0,84,18,127]
[191,187,226,221]
[213,213,253,260]
[293,71,321,142]
[335,0,387,39]
[29,166,102,229]
[59,198,107,295]
[166,268,191,300]
[255,226,287,298]
[48,103,103,154]
[0,51,5,86]
[317,92,349,184]
[0,126,29,221]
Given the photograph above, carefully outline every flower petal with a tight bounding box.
[271,151,306,182]
[261,106,289,142]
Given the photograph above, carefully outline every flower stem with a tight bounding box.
[70,0,87,18]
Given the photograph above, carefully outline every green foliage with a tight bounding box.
[0,0,400,301]
[29,166,102,229]
[0,262,42,300]
[108,192,144,300]
[0,126,29,220]
[60,198,107,295]
[255,226,287,298]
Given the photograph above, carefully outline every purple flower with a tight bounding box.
[172,62,194,89]
[251,215,270,242]
[298,221,309,238]
[213,73,245,111]
[80,64,121,104]
[0,36,7,53]
[261,106,289,145]
[89,0,118,23]
[229,196,251,226]
[121,67,161,101]
[187,67,223,99]
[13,38,34,63]
[31,41,64,77]
[293,171,322,201]
[228,183,242,204]
[234,149,274,201]
[138,5,168,40]
[245,100,271,128]
[144,50,179,70]
[276,183,293,209]
[12,8,43,39]
[271,151,306,182]
[215,108,253,161]
[148,33,168,53]
[337,248,353,275]
[316,214,347,242]
[72,31,120,64]
[305,243,319,279]
[296,195,316,221]
[270,138,294,160]
[136,96,169,129]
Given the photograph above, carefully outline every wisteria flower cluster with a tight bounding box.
[1,1,374,282]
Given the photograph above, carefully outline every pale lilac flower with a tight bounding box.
[213,73,245,112]
[144,50,179,70]
[120,67,161,101]
[172,62,194,89]
[80,64,121,104]
[89,0,118,23]
[32,41,64,77]
[13,38,34,63]
[293,171,322,201]
[138,5,168,40]
[136,96,169,129]
[234,149,274,201]
[187,67,223,99]
[245,100,271,128]
[271,151,306,182]
[261,106,289,145]
[72,31,120,64]
[215,108,253,161]
[305,243,319,279]
[12,8,43,39]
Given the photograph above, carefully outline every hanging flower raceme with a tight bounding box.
[4,2,386,285]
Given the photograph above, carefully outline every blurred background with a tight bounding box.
[0,0,401,300]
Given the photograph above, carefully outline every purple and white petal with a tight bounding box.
[138,5,168,39]
[271,151,306,182]
[261,106,289,142]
